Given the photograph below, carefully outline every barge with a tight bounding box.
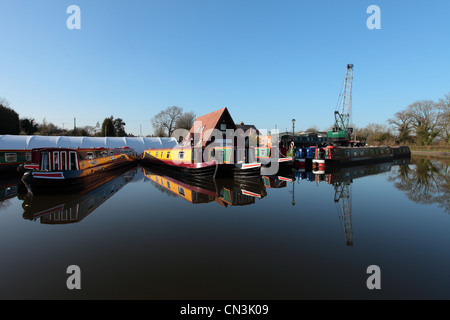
[0,149,32,174]
[255,136,293,175]
[21,146,137,194]
[141,145,261,178]
[310,145,410,170]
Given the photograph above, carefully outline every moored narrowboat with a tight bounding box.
[141,146,218,177]
[0,149,32,174]
[254,136,293,175]
[22,146,137,193]
[311,145,404,169]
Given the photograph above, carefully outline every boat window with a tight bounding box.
[160,152,164,158]
[53,152,60,170]
[5,153,17,162]
[69,151,78,170]
[178,186,185,196]
[25,152,31,162]
[61,151,67,170]
[101,151,108,157]
[41,152,48,170]
[155,151,159,158]
[166,151,170,158]
[109,151,114,156]
[86,152,94,160]
[178,151,184,160]
[166,181,171,188]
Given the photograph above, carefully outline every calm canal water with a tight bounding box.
[0,155,449,300]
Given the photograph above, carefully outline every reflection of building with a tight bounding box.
[22,167,137,224]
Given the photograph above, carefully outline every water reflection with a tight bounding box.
[142,166,267,207]
[22,166,138,224]
[297,159,410,247]
[389,156,450,213]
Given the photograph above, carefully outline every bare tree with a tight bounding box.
[175,111,196,131]
[151,106,183,136]
[406,100,442,146]
[388,109,412,143]
[437,93,450,143]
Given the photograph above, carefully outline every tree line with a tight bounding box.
[0,98,195,138]
[352,92,449,147]
[0,97,128,137]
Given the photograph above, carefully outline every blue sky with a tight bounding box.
[1,0,449,136]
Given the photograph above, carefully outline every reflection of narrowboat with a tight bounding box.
[0,176,24,202]
[143,166,266,207]
[215,178,267,207]
[22,146,137,193]
[22,166,137,224]
[0,149,32,174]
[142,166,217,204]
[261,175,293,189]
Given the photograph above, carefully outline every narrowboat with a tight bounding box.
[141,145,261,178]
[254,136,293,175]
[0,149,32,174]
[392,146,411,158]
[311,145,406,169]
[213,146,262,178]
[21,146,137,194]
[141,146,218,177]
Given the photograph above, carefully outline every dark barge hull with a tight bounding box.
[217,164,261,178]
[22,161,137,194]
[260,157,294,175]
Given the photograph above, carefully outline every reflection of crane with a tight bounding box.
[333,181,353,246]
[327,64,354,146]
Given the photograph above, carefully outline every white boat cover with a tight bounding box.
[0,135,178,155]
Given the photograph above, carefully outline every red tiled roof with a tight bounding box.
[186,107,236,147]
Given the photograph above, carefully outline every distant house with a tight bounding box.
[236,122,260,136]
